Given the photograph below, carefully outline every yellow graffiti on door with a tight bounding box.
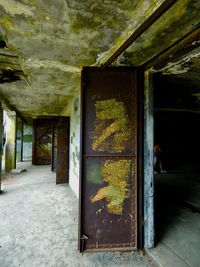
[92,99,130,153]
[90,160,131,215]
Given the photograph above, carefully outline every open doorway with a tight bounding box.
[153,71,200,265]
[32,117,70,184]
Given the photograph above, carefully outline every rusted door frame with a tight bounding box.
[51,121,56,172]
[56,116,70,184]
[79,66,144,252]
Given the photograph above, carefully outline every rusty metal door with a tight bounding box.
[33,119,52,165]
[56,117,70,184]
[51,122,57,172]
[79,67,143,252]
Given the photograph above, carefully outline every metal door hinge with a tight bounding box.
[81,234,88,254]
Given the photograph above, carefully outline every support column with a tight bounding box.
[16,117,23,162]
[0,102,3,192]
[5,111,16,172]
[21,121,24,162]
[144,70,155,249]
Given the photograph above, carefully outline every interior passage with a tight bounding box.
[0,162,155,267]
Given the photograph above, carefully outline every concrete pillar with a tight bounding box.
[5,111,16,172]
[0,102,3,192]
[144,70,155,249]
[16,117,23,162]
[21,121,24,162]
[23,123,32,161]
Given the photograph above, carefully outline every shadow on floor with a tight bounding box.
[151,164,200,266]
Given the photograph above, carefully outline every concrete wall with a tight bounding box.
[69,97,80,198]
[16,117,23,162]
[0,103,3,191]
[144,70,154,249]
[5,112,16,172]
[23,123,32,161]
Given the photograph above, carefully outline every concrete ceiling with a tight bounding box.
[0,0,200,119]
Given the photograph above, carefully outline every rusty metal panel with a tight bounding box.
[56,117,69,184]
[33,119,52,165]
[79,67,142,252]
[51,122,57,172]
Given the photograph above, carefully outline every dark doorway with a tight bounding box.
[153,72,200,265]
[79,67,143,252]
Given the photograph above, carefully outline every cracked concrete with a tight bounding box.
[0,162,155,267]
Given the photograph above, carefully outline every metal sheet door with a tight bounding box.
[56,117,69,184]
[51,122,57,172]
[79,67,142,252]
[33,119,52,165]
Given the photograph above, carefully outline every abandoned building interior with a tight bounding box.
[0,0,200,266]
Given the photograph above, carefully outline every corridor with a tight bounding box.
[0,163,155,267]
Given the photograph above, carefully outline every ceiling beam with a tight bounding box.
[144,26,200,70]
[102,0,178,67]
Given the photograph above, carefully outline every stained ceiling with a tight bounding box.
[0,0,200,119]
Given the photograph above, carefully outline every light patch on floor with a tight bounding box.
[0,162,155,267]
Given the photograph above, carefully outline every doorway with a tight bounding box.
[32,117,70,184]
[152,71,200,265]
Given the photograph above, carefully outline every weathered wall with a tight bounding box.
[0,103,3,191]
[68,97,80,198]
[5,111,16,172]
[16,117,23,162]
[23,122,32,161]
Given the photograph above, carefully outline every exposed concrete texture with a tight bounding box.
[119,0,200,66]
[1,1,200,119]
[16,117,23,162]
[0,163,156,267]
[5,111,16,172]
[144,71,154,249]
[68,97,80,197]
[22,122,32,161]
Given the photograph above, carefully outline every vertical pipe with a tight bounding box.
[144,70,155,249]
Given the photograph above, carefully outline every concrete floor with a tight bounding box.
[0,162,155,267]
[148,166,200,267]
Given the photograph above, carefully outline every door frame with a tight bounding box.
[143,70,155,249]
[56,116,70,184]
